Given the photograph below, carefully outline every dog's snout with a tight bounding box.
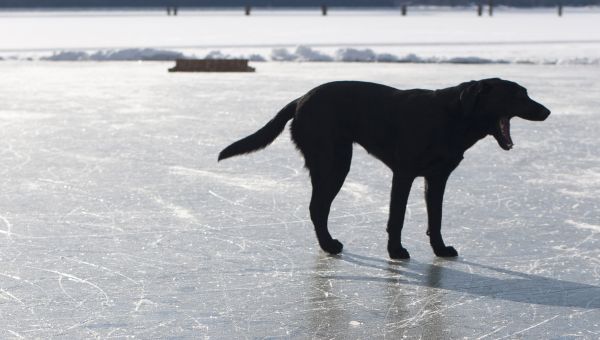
[519,100,550,121]
[535,103,551,121]
[541,107,551,120]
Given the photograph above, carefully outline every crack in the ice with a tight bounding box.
[25,266,111,306]
[498,314,559,339]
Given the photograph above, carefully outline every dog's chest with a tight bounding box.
[414,145,464,177]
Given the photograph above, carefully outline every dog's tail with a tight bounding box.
[218,99,298,161]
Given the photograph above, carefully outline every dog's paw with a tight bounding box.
[388,246,410,259]
[433,246,458,257]
[320,239,343,254]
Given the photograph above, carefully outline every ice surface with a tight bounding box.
[1,8,600,64]
[0,61,598,338]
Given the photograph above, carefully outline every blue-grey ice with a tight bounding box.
[0,61,598,338]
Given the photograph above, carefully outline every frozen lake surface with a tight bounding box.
[0,61,598,338]
[1,8,600,64]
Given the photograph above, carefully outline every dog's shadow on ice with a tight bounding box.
[321,252,600,309]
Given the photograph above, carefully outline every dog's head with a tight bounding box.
[460,78,550,150]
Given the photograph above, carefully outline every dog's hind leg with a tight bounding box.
[425,174,458,257]
[387,174,414,259]
[307,143,352,254]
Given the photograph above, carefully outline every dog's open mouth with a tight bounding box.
[493,116,514,150]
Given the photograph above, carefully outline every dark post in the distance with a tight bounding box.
[558,3,563,16]
[321,5,327,16]
[401,4,407,16]
[488,0,493,16]
[245,5,251,16]
[173,6,178,16]
[477,4,483,16]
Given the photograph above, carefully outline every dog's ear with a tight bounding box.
[459,80,491,117]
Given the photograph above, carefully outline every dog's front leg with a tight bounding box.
[387,174,414,259]
[425,174,458,257]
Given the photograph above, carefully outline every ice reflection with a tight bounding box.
[322,253,600,309]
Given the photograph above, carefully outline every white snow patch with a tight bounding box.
[335,48,377,62]
[271,46,333,62]
[204,50,230,60]
[170,166,287,192]
[270,48,298,61]
[529,167,600,199]
[341,181,374,202]
[295,45,333,62]
[203,50,266,61]
[143,192,198,222]
[566,220,600,233]
[446,56,503,64]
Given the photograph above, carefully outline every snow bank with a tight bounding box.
[268,46,600,65]
[39,48,267,62]
[335,48,377,62]
[271,46,333,62]
[42,48,186,61]
[205,50,266,62]
[16,46,600,65]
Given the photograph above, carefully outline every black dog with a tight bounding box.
[219,78,550,259]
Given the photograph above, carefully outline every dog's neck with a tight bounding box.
[438,87,490,155]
